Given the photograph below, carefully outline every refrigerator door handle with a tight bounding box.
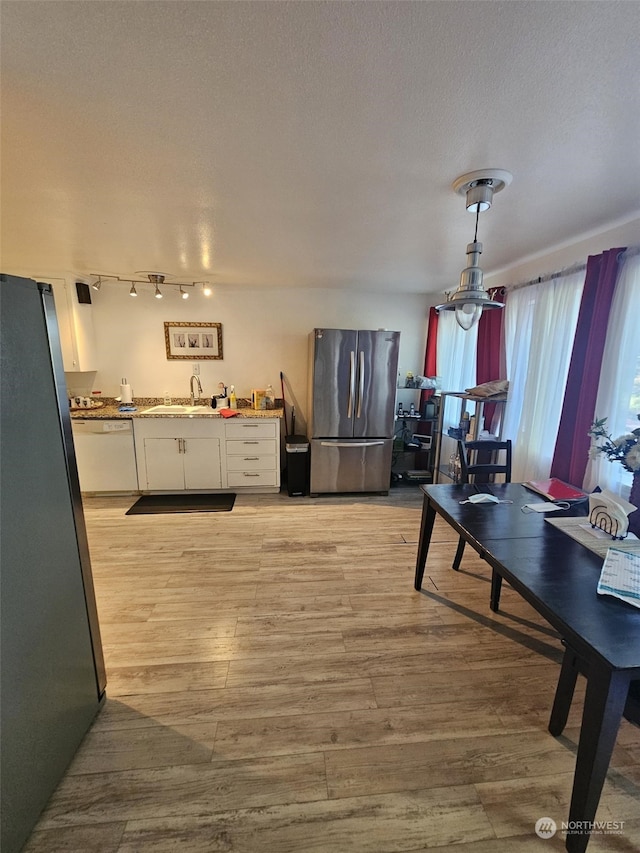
[347,350,356,418]
[320,440,385,448]
[356,350,365,418]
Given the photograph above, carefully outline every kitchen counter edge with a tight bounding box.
[70,406,284,420]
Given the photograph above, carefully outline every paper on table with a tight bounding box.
[597,548,640,608]
[524,502,565,513]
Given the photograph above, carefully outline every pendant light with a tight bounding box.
[437,169,512,330]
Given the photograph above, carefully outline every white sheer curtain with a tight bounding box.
[434,311,479,480]
[583,252,640,497]
[436,311,477,398]
[436,310,477,429]
[502,270,585,482]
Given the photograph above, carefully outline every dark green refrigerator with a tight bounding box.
[0,274,106,853]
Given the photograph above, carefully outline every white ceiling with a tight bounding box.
[2,1,639,295]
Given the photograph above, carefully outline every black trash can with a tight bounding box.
[285,435,310,496]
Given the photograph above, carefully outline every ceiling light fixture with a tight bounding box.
[452,168,512,213]
[437,169,513,330]
[89,272,212,298]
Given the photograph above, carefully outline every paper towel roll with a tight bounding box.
[120,381,133,405]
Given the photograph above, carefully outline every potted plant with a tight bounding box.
[588,414,640,538]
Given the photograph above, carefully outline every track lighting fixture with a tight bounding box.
[437,169,512,330]
[90,272,213,298]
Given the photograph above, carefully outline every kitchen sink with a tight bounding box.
[140,404,217,415]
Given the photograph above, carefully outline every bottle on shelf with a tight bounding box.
[229,385,237,409]
[163,390,171,406]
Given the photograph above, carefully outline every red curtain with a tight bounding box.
[423,307,438,377]
[420,307,438,409]
[476,288,507,434]
[550,248,624,486]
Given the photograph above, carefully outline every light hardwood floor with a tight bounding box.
[24,488,640,852]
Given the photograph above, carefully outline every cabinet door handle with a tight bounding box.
[182,439,187,453]
[244,457,259,461]
[243,441,259,445]
[243,472,260,477]
[176,438,183,453]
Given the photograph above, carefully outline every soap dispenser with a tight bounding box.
[229,385,237,409]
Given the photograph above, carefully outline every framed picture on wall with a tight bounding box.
[164,322,223,360]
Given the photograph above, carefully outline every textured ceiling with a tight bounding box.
[2,1,639,294]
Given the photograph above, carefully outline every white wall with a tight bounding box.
[83,283,430,431]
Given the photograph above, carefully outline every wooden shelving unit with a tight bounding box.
[392,389,439,485]
[432,391,508,484]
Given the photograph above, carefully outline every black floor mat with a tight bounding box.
[126,493,236,515]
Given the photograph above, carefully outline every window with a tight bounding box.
[502,271,585,482]
[584,252,640,496]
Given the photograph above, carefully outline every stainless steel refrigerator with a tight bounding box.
[1,274,106,853]
[307,328,400,494]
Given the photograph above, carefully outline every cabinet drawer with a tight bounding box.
[225,421,277,439]
[228,470,279,487]
[227,453,277,472]
[226,439,275,455]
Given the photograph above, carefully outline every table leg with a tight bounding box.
[490,569,502,611]
[549,645,581,737]
[451,537,465,571]
[564,665,629,853]
[414,495,436,590]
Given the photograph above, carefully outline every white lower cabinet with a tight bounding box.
[143,437,222,491]
[134,419,222,491]
[134,416,280,493]
[225,419,280,491]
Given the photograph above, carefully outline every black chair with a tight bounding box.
[452,439,512,571]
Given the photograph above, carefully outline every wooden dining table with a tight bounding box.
[414,482,640,853]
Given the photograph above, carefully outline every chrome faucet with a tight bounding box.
[190,374,203,406]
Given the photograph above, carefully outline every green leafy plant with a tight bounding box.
[588,414,640,473]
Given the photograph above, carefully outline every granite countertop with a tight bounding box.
[69,399,284,420]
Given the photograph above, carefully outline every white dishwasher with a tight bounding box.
[71,419,138,492]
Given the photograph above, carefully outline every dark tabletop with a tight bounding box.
[421,483,640,672]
